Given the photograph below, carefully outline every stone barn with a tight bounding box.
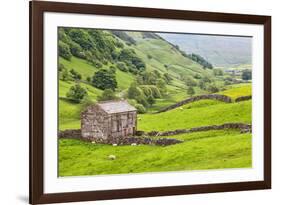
[81,100,137,141]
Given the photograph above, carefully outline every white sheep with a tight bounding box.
[108,155,116,160]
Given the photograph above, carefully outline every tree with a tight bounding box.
[58,41,72,60]
[156,79,167,94]
[61,69,70,81]
[66,84,87,103]
[242,69,252,80]
[116,62,128,72]
[202,76,212,83]
[188,53,213,69]
[127,83,142,99]
[92,69,117,90]
[163,73,172,83]
[184,76,197,87]
[198,80,206,90]
[147,95,155,106]
[135,104,146,114]
[187,86,195,96]
[97,89,118,101]
[194,73,202,79]
[70,69,82,80]
[213,68,223,76]
[207,84,219,93]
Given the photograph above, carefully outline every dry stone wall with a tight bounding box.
[58,129,81,139]
[235,95,252,102]
[156,94,232,113]
[146,123,251,137]
[58,129,182,146]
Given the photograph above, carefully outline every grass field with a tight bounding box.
[139,100,251,131]
[219,83,252,100]
[59,89,252,176]
[59,129,251,176]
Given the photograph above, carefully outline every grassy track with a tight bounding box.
[59,129,251,176]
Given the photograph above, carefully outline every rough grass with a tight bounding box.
[59,129,251,176]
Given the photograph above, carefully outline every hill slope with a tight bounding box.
[158,33,252,68]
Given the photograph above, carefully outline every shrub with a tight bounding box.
[97,89,119,101]
[187,86,195,96]
[198,80,206,90]
[60,68,70,81]
[116,62,128,72]
[66,84,87,103]
[156,79,167,94]
[149,86,162,98]
[128,83,142,99]
[139,86,152,97]
[147,95,155,106]
[70,69,82,80]
[213,68,224,76]
[194,73,202,79]
[147,54,152,59]
[94,61,103,69]
[184,76,197,87]
[135,104,146,114]
[207,84,219,93]
[163,73,172,83]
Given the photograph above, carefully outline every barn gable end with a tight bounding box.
[81,100,137,141]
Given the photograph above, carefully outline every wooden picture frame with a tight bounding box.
[30,1,271,204]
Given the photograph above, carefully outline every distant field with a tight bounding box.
[59,129,251,176]
[139,100,251,132]
[219,84,252,100]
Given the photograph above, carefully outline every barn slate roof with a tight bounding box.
[97,100,137,114]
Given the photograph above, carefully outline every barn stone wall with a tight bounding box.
[81,105,137,141]
[81,105,110,140]
[110,111,137,139]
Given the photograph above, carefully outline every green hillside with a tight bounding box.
[158,33,252,68]
[58,28,252,176]
[58,28,226,129]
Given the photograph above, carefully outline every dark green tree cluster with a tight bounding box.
[58,41,72,60]
[58,28,146,75]
[118,49,146,73]
[91,69,117,90]
[188,53,213,69]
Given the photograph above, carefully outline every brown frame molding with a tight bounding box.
[30,1,271,204]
